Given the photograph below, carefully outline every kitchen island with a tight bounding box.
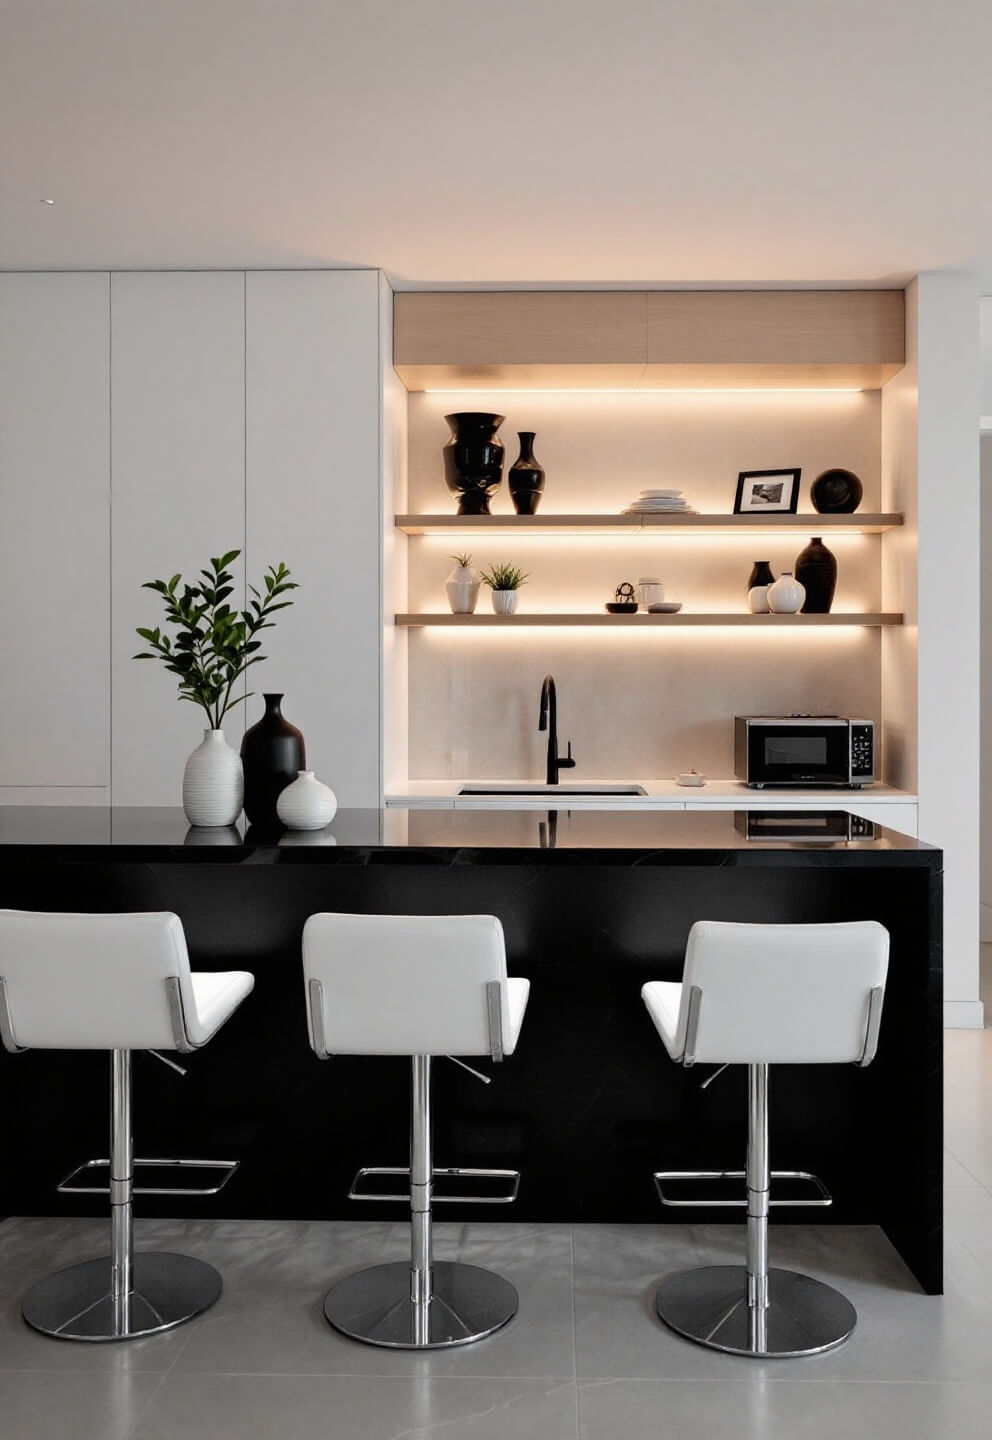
[0,806,942,1292]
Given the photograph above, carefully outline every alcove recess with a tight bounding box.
[386,289,910,787]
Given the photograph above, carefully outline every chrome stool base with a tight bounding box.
[655,1264,856,1358]
[22,1252,222,1342]
[323,1259,518,1349]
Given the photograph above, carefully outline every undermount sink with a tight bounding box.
[458,783,647,796]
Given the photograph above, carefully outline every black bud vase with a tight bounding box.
[442,413,505,516]
[747,560,775,596]
[810,468,863,514]
[508,431,545,515]
[794,537,838,613]
[240,693,306,827]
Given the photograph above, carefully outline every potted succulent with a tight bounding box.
[480,561,529,615]
[444,552,482,614]
[134,550,297,826]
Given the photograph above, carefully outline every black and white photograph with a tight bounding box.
[734,467,802,513]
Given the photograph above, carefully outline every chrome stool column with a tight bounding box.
[0,908,254,1342]
[303,911,530,1349]
[642,919,889,1359]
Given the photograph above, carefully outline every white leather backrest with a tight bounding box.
[680,919,889,1065]
[0,909,196,1051]
[302,912,514,1056]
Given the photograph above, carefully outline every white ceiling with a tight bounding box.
[3,0,992,288]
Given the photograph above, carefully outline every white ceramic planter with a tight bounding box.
[491,589,519,614]
[767,571,807,614]
[747,585,771,614]
[182,729,244,827]
[276,770,338,830]
[445,562,481,614]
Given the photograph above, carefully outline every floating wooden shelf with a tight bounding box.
[396,513,903,536]
[396,613,904,628]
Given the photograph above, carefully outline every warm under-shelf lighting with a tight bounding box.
[421,387,865,396]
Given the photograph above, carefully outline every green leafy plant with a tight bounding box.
[133,550,297,730]
[450,551,475,568]
[480,562,529,591]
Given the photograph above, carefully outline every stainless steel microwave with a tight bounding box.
[734,716,875,788]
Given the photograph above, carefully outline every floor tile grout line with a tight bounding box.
[120,1367,171,1440]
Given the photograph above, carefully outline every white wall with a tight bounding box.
[982,434,992,940]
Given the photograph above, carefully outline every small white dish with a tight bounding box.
[648,601,683,613]
[676,772,707,787]
[639,488,683,498]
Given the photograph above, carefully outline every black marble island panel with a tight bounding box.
[0,806,942,1293]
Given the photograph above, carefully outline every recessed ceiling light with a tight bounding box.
[40,197,55,206]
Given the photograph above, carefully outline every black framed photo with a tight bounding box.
[734,468,801,514]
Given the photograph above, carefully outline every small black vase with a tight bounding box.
[794,537,838,613]
[240,693,306,827]
[508,431,545,515]
[747,560,775,596]
[442,413,505,516]
[810,468,863,514]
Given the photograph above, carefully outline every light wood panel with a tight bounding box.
[0,274,111,787]
[396,513,902,535]
[397,613,903,627]
[393,289,906,391]
[647,290,905,364]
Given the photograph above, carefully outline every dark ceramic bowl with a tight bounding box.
[605,602,639,614]
[810,468,864,514]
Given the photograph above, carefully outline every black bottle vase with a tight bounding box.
[794,537,838,613]
[240,693,306,827]
[747,559,776,596]
[442,413,505,515]
[508,431,546,515]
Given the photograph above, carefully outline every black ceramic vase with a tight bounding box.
[794,537,838,613]
[240,693,306,827]
[442,413,505,515]
[811,468,863,514]
[747,560,776,596]
[508,431,545,515]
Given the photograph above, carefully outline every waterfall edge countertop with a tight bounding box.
[0,804,937,864]
[0,805,942,1296]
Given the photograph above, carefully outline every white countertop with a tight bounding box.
[386,778,917,808]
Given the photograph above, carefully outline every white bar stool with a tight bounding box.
[642,919,888,1358]
[0,908,254,1342]
[303,911,530,1350]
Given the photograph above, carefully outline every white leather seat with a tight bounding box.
[0,908,255,1344]
[303,911,529,1057]
[642,918,889,1360]
[0,908,253,1051]
[302,911,531,1351]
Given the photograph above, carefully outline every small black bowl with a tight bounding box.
[605,602,639,614]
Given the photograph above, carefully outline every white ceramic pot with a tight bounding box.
[748,585,771,614]
[767,571,807,614]
[491,589,519,614]
[276,770,338,830]
[445,562,481,614]
[182,729,244,828]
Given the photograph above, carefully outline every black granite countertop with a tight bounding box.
[0,806,940,867]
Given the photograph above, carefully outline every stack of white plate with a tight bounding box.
[621,488,697,515]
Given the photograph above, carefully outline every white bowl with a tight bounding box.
[648,601,683,613]
[676,773,707,787]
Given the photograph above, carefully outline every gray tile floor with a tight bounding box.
[3,1010,992,1438]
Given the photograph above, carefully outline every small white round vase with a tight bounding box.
[182,729,244,827]
[491,590,519,614]
[747,585,771,614]
[445,562,481,614]
[767,571,807,615]
[276,770,338,830]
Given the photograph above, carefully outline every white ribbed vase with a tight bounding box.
[491,590,519,614]
[276,770,338,830]
[182,729,244,827]
[767,571,807,615]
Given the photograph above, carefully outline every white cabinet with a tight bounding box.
[245,272,382,808]
[0,274,110,793]
[110,273,246,806]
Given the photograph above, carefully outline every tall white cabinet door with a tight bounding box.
[0,273,110,791]
[246,272,382,808]
[111,273,246,806]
